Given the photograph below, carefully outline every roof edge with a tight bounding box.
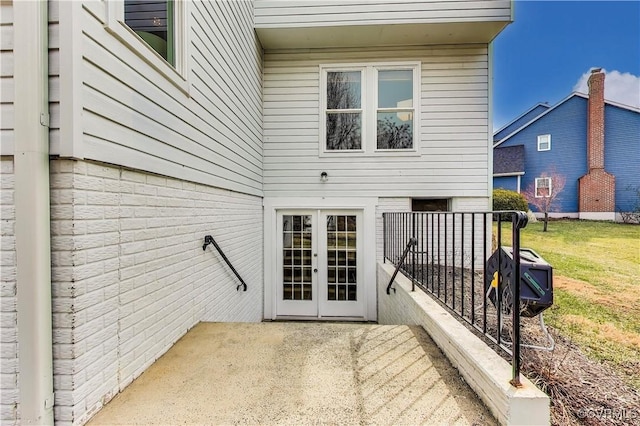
[493,102,550,136]
[495,91,640,148]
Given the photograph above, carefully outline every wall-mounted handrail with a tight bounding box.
[386,238,417,294]
[203,235,248,291]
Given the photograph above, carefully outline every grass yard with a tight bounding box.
[500,219,640,389]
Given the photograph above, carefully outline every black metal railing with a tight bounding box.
[383,211,528,387]
[203,235,248,291]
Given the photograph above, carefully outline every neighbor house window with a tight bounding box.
[537,134,551,151]
[535,177,552,197]
[321,63,420,154]
[124,0,175,65]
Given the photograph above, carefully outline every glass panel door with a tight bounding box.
[319,211,364,318]
[326,214,357,301]
[275,210,364,319]
[276,211,318,317]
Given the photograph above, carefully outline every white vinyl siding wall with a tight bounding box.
[0,2,13,154]
[254,0,512,27]
[1,1,61,155]
[263,45,491,198]
[73,1,263,196]
[49,0,61,154]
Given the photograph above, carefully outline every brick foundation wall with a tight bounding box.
[49,159,263,425]
[579,169,616,213]
[0,158,18,423]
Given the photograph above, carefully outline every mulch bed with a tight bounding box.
[401,263,640,425]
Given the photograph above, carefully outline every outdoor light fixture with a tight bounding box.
[320,171,328,182]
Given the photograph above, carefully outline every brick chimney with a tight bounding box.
[578,69,615,217]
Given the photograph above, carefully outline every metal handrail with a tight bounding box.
[383,210,531,387]
[386,238,417,294]
[202,235,248,291]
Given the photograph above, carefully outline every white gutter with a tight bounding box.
[14,0,55,424]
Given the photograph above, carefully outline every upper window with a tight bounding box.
[377,69,414,150]
[326,71,363,150]
[124,0,175,66]
[535,177,552,198]
[321,63,420,155]
[106,0,188,93]
[537,134,551,151]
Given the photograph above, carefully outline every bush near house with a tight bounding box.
[492,188,528,219]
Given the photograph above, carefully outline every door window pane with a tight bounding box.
[283,215,312,301]
[326,215,357,301]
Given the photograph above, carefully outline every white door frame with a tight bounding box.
[264,197,378,321]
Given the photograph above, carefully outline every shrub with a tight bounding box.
[493,188,528,220]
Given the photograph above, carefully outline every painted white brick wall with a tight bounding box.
[50,159,263,425]
[0,158,18,423]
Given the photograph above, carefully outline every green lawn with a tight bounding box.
[499,219,640,388]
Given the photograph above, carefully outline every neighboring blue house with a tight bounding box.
[493,69,640,220]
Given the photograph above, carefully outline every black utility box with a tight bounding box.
[485,247,553,317]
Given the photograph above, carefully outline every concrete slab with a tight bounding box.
[88,322,497,425]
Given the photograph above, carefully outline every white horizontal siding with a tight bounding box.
[78,0,263,196]
[263,45,491,198]
[49,0,61,154]
[0,1,13,154]
[254,0,512,27]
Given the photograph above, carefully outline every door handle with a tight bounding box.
[314,268,318,273]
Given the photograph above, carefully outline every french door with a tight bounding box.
[275,210,364,318]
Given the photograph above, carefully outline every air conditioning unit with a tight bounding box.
[485,247,553,317]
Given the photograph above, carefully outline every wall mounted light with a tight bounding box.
[320,171,328,182]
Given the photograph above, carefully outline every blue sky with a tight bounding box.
[492,0,640,130]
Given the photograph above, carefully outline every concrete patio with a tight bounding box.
[88,322,496,425]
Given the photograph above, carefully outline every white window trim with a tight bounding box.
[535,177,552,198]
[319,62,421,157]
[320,66,366,154]
[537,134,551,151]
[105,0,190,95]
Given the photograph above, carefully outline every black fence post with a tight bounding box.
[510,211,528,387]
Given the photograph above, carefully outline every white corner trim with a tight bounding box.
[58,0,84,159]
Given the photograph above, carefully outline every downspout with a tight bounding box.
[14,0,55,424]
